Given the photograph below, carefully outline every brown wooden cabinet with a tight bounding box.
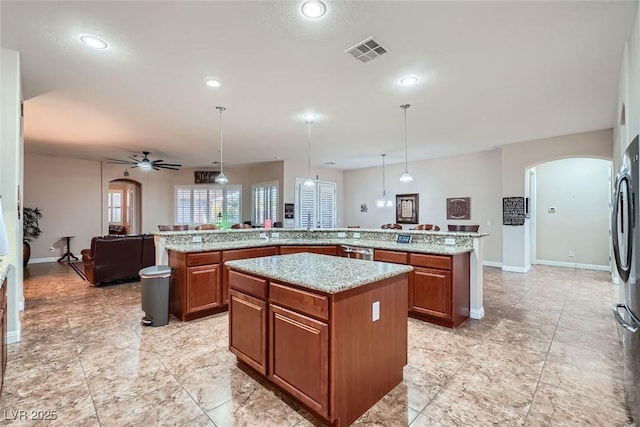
[228,265,409,426]
[222,246,276,305]
[408,252,470,328]
[0,277,6,396]
[279,245,338,256]
[168,250,223,321]
[269,303,329,417]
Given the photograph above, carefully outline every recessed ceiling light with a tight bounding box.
[400,75,419,86]
[301,0,327,19]
[303,113,318,121]
[80,34,108,50]
[205,78,221,88]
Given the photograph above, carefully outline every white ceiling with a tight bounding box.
[1,1,636,170]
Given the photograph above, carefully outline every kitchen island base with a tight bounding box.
[227,254,410,427]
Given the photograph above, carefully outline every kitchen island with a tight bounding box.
[159,227,487,325]
[226,253,413,426]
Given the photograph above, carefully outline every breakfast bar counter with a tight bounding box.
[226,253,412,426]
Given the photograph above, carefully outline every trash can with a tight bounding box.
[139,265,171,327]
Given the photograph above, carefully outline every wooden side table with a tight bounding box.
[58,236,78,262]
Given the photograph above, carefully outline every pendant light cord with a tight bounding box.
[217,106,226,174]
[382,154,386,196]
[401,104,410,171]
[307,120,312,179]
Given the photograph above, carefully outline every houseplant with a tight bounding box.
[23,207,42,267]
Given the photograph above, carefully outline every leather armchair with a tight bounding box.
[81,234,155,286]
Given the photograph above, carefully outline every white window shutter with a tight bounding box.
[318,183,336,228]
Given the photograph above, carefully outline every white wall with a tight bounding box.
[1,48,24,343]
[501,129,613,271]
[24,154,288,258]
[344,149,503,263]
[535,158,611,266]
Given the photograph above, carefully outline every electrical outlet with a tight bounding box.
[337,232,346,238]
[445,238,456,245]
[271,232,279,239]
[192,236,202,243]
[372,301,380,322]
[353,232,360,239]
[568,251,575,257]
[259,232,267,239]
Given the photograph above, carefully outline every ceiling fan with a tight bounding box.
[105,151,182,171]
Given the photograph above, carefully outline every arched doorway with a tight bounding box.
[528,157,612,271]
[107,179,141,234]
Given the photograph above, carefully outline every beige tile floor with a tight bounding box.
[0,263,633,426]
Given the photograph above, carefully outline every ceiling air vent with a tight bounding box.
[345,37,388,63]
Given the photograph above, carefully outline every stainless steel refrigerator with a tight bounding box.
[612,134,640,423]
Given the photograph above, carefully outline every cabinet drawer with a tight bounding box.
[409,253,452,270]
[223,247,277,262]
[374,249,408,264]
[228,270,268,300]
[186,251,221,266]
[270,282,329,321]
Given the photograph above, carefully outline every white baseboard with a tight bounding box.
[29,257,59,264]
[483,261,503,268]
[501,265,531,273]
[18,297,24,311]
[7,329,21,344]
[469,307,485,319]
[536,259,611,272]
[612,274,620,285]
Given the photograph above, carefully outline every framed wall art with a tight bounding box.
[396,193,419,224]
[446,197,471,220]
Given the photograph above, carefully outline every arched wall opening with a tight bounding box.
[107,179,142,234]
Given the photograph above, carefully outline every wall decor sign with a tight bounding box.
[284,203,295,219]
[396,193,419,224]
[503,196,525,226]
[194,171,221,184]
[446,197,471,220]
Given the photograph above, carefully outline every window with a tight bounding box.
[108,190,123,224]
[252,181,278,226]
[294,179,336,229]
[175,185,242,226]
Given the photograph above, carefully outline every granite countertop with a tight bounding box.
[226,253,413,294]
[165,238,472,255]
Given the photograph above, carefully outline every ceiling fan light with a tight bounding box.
[400,171,414,183]
[139,162,151,170]
[215,172,229,184]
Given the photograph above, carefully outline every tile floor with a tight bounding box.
[0,263,633,426]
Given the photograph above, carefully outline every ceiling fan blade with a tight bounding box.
[150,159,164,164]
[105,158,137,165]
[128,156,141,162]
[131,165,139,169]
[156,165,181,170]
[157,163,182,167]
[152,166,160,171]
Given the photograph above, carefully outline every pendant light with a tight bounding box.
[215,106,229,184]
[399,104,414,183]
[303,119,315,187]
[377,154,393,207]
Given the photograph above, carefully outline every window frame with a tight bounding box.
[174,184,242,227]
[251,180,279,226]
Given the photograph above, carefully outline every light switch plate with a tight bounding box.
[444,238,455,245]
[192,236,203,243]
[372,301,380,322]
[337,232,346,238]
[259,232,267,239]
[353,232,360,239]
[271,232,279,239]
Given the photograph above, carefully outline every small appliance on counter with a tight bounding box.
[340,245,373,261]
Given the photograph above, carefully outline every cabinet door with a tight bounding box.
[229,290,267,375]
[410,267,452,320]
[186,264,221,314]
[269,304,329,417]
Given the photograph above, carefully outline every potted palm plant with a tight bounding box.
[23,207,42,267]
